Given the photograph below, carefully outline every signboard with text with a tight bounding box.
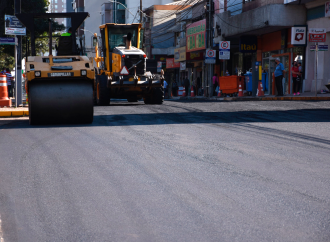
[239,36,257,53]
[205,49,216,64]
[219,41,230,60]
[186,19,206,52]
[5,15,26,35]
[0,37,15,45]
[309,28,326,42]
[174,46,186,62]
[166,58,180,69]
[180,62,186,71]
[291,26,307,45]
[326,2,330,17]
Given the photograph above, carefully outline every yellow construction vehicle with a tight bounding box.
[94,23,164,105]
[16,12,94,124]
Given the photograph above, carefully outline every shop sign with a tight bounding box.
[239,36,257,53]
[205,49,216,64]
[5,15,26,35]
[326,2,330,18]
[310,45,316,51]
[0,37,15,45]
[166,58,180,69]
[186,19,206,52]
[186,51,204,61]
[309,28,326,42]
[291,26,307,45]
[219,41,230,60]
[180,61,186,71]
[174,46,186,62]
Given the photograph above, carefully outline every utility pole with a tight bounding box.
[15,0,22,107]
[208,0,213,97]
[140,0,143,23]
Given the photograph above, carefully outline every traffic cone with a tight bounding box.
[238,83,243,97]
[191,86,195,97]
[182,87,186,97]
[217,87,222,97]
[257,81,265,97]
[0,74,12,107]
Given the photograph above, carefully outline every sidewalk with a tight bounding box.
[171,92,330,101]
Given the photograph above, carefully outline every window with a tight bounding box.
[55,0,57,3]
[55,5,58,9]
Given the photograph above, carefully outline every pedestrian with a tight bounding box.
[274,57,285,96]
[297,62,303,93]
[193,77,197,96]
[163,79,168,98]
[291,61,300,95]
[212,73,218,96]
[184,75,190,97]
[172,80,178,96]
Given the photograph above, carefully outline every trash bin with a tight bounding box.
[219,76,239,97]
[244,73,253,95]
[262,73,268,92]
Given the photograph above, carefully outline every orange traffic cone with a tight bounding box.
[0,74,12,107]
[257,81,265,97]
[191,86,195,97]
[182,87,186,97]
[238,83,243,97]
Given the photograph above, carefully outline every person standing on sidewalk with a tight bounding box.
[292,61,300,95]
[163,80,168,98]
[212,74,218,96]
[184,75,190,97]
[274,58,285,96]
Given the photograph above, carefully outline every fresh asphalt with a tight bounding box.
[0,100,330,242]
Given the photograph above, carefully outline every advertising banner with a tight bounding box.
[186,19,206,52]
[309,28,326,42]
[166,58,180,69]
[186,51,204,61]
[174,46,186,62]
[180,62,186,71]
[291,26,307,45]
[5,15,26,35]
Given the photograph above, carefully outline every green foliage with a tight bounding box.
[0,0,65,70]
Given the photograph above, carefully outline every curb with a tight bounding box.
[178,96,330,101]
[0,110,29,117]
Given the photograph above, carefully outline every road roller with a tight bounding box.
[16,12,94,125]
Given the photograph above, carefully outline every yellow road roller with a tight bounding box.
[16,12,94,124]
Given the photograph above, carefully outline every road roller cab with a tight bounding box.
[16,12,94,125]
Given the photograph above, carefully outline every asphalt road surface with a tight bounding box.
[1,100,330,242]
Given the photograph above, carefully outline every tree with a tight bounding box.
[0,0,65,70]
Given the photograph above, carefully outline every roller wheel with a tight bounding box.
[127,97,138,102]
[96,75,110,106]
[28,80,93,125]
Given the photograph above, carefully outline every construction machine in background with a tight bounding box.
[94,23,164,105]
[16,12,94,125]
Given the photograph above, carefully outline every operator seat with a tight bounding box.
[56,36,74,56]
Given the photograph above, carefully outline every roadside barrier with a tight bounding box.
[191,86,195,97]
[257,81,265,97]
[238,83,243,97]
[219,75,239,96]
[0,74,11,107]
[177,86,184,96]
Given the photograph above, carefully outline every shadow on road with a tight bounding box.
[1,108,330,129]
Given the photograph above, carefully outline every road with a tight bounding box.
[0,100,330,242]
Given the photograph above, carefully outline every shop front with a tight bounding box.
[186,19,206,95]
[165,58,180,87]
[260,28,306,95]
[174,46,187,85]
